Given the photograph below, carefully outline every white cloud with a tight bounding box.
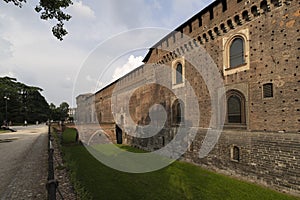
[85,75,103,92]
[112,55,144,80]
[0,35,13,59]
[69,1,95,19]
[0,0,216,106]
[0,71,15,78]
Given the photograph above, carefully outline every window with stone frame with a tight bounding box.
[222,29,250,76]
[230,37,245,68]
[172,99,184,125]
[226,90,246,124]
[231,145,240,162]
[172,57,185,88]
[263,83,274,98]
[175,63,183,84]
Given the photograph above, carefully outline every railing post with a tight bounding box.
[47,121,57,200]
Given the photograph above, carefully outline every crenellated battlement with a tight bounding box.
[144,0,295,64]
[77,0,300,196]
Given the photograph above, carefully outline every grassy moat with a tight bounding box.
[58,128,299,200]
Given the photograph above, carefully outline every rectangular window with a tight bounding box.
[222,0,227,12]
[209,8,214,20]
[189,24,192,33]
[198,16,202,27]
[263,83,273,98]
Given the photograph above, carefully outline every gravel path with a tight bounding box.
[0,126,48,199]
[0,126,78,199]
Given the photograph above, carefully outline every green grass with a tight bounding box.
[62,128,78,144]
[61,128,299,200]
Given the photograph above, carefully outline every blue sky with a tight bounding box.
[0,0,214,107]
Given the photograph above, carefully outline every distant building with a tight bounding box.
[75,93,96,124]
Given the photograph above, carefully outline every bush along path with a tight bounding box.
[60,128,300,200]
[51,126,77,199]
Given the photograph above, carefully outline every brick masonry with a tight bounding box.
[76,0,300,196]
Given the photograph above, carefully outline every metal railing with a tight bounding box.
[47,123,57,200]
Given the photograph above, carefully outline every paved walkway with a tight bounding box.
[0,126,48,199]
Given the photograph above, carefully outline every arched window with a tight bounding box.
[172,58,185,88]
[230,37,245,68]
[227,90,246,124]
[228,95,242,123]
[176,63,183,84]
[172,99,184,125]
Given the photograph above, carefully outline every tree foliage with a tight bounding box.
[49,101,69,121]
[0,76,50,124]
[3,0,73,40]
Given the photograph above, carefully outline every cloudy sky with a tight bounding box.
[0,0,213,107]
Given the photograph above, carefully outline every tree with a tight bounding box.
[58,102,69,121]
[0,76,50,124]
[49,102,70,121]
[3,0,73,40]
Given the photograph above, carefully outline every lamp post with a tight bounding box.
[4,96,9,126]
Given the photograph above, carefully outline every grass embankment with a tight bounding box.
[60,128,299,200]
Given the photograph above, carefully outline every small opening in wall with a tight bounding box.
[227,19,234,29]
[231,146,240,162]
[263,83,274,98]
[242,11,250,21]
[251,6,259,17]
